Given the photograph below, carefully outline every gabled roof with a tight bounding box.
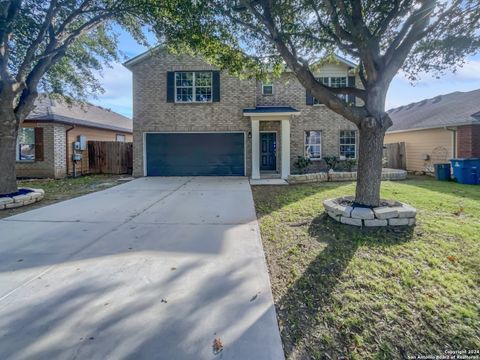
[26,94,133,133]
[123,46,357,71]
[387,89,480,133]
[310,54,357,69]
[123,46,162,69]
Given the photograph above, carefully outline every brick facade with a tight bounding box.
[457,124,480,158]
[16,122,132,179]
[130,51,255,177]
[16,122,60,178]
[129,50,359,176]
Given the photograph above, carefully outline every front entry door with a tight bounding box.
[260,132,277,171]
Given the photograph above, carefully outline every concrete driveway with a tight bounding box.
[0,177,284,360]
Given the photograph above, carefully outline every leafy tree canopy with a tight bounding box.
[0,0,159,194]
[156,0,480,88]
[152,0,480,207]
[2,0,157,109]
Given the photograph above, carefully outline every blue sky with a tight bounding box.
[90,28,480,118]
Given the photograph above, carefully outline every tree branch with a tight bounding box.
[0,0,21,83]
[16,0,59,83]
[383,0,436,84]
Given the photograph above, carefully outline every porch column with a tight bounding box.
[251,119,260,179]
[281,119,291,179]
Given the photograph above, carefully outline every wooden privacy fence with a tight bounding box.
[88,141,133,174]
[383,142,406,170]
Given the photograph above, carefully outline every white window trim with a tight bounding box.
[174,71,213,103]
[304,130,322,161]
[313,76,348,105]
[339,130,357,159]
[262,82,274,95]
[16,127,35,162]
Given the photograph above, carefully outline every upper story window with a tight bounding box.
[175,71,212,103]
[313,76,347,104]
[339,130,357,159]
[304,130,322,160]
[116,134,126,142]
[262,82,273,95]
[16,127,35,161]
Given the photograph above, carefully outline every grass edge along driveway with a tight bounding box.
[0,175,127,219]
[252,177,480,360]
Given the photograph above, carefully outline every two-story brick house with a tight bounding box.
[124,48,359,179]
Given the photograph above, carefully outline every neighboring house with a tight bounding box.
[385,90,480,173]
[124,48,360,179]
[17,94,133,179]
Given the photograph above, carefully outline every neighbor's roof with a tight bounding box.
[243,106,300,116]
[387,89,480,133]
[26,94,132,133]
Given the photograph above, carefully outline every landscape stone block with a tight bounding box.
[6,201,23,209]
[364,219,388,227]
[328,211,340,220]
[12,194,31,203]
[351,207,375,220]
[22,198,36,206]
[389,218,410,226]
[31,192,43,200]
[342,206,354,217]
[323,199,336,212]
[33,188,45,195]
[373,206,399,220]
[340,216,363,226]
[0,197,14,206]
[397,204,417,218]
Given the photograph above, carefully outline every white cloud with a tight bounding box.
[88,62,133,118]
[386,57,480,110]
[396,58,480,84]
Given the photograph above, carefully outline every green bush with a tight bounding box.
[294,156,312,174]
[345,158,357,171]
[323,156,338,171]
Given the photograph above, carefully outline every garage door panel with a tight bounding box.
[146,133,245,176]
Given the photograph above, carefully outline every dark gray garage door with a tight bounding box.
[146,133,245,176]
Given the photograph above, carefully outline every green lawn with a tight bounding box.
[252,177,480,360]
[0,175,126,219]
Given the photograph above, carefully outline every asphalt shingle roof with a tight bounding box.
[387,89,480,132]
[26,94,132,133]
[243,106,299,114]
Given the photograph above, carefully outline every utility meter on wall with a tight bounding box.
[78,135,87,150]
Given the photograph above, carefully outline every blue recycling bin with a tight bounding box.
[450,158,480,185]
[434,163,451,181]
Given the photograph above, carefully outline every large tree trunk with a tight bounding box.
[0,109,19,195]
[354,118,387,207]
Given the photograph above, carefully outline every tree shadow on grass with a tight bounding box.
[277,213,415,359]
[252,182,353,219]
